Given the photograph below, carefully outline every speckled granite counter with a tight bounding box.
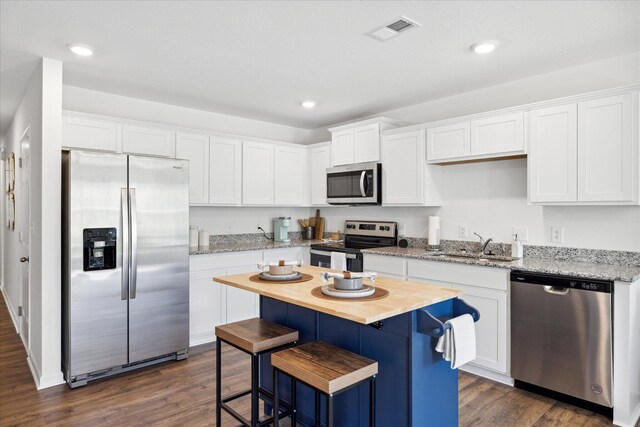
[362,246,640,283]
[189,238,326,255]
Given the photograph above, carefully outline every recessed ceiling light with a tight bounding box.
[471,41,499,54]
[301,100,316,109]
[69,44,93,56]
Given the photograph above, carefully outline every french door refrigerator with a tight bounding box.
[62,150,189,388]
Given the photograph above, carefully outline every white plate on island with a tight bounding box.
[321,284,376,298]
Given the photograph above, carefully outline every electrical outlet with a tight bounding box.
[551,226,564,244]
[459,225,468,239]
[513,226,529,241]
[226,224,232,233]
[398,223,406,236]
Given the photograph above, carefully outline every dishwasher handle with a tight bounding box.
[543,285,570,295]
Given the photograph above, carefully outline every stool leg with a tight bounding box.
[251,353,259,427]
[370,375,376,427]
[216,340,222,427]
[273,368,280,426]
[326,393,334,427]
[315,390,320,427]
[291,378,297,426]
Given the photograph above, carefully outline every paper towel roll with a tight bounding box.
[428,216,440,246]
[189,226,199,248]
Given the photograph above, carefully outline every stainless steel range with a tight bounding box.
[310,220,397,272]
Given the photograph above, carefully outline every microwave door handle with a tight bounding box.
[359,171,366,197]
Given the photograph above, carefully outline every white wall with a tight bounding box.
[63,85,313,144]
[319,53,640,252]
[190,206,311,235]
[0,58,64,388]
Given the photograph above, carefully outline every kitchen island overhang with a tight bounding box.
[214,266,467,427]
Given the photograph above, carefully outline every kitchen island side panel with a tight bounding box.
[260,296,457,427]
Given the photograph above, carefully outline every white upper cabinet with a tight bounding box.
[331,129,355,166]
[309,143,331,206]
[426,122,471,161]
[274,145,307,205]
[470,112,524,156]
[176,132,210,205]
[242,141,274,205]
[210,136,242,205]
[578,94,635,202]
[528,104,578,203]
[62,114,118,152]
[381,129,441,206]
[529,93,638,205]
[122,124,175,158]
[329,118,401,166]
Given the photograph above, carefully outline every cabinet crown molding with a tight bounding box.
[327,116,411,133]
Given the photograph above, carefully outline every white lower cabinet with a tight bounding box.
[363,254,406,279]
[189,269,225,346]
[225,265,260,324]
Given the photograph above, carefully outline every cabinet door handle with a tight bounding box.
[543,285,569,295]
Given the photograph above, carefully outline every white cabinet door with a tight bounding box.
[578,94,635,202]
[210,136,242,205]
[176,132,209,204]
[122,124,175,157]
[225,265,260,323]
[242,141,274,205]
[331,129,355,166]
[62,114,118,152]
[451,284,508,374]
[354,123,380,163]
[309,144,331,205]
[363,254,406,278]
[471,112,524,156]
[263,247,304,264]
[426,122,471,161]
[529,104,578,203]
[381,130,425,205]
[274,145,307,205]
[191,269,225,345]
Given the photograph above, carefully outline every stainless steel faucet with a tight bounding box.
[473,232,494,255]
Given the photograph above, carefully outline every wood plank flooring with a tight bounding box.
[0,294,615,426]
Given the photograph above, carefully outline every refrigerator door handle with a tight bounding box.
[121,188,129,300]
[129,188,138,299]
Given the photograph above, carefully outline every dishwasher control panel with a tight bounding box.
[511,272,612,293]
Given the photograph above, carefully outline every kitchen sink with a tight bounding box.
[442,252,518,262]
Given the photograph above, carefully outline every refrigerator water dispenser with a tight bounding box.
[83,228,117,271]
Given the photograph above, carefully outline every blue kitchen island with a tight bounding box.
[215,266,470,427]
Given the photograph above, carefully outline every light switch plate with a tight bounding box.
[459,225,468,239]
[551,226,564,243]
[513,226,529,241]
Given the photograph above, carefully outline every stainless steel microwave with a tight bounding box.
[326,162,381,205]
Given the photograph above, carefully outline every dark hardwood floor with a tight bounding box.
[0,294,614,426]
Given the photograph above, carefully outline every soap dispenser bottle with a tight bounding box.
[511,234,523,259]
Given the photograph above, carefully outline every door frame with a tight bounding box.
[18,125,31,348]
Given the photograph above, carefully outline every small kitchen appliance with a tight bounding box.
[310,220,397,272]
[273,217,291,242]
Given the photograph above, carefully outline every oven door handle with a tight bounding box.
[310,249,357,259]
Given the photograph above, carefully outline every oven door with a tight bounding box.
[326,162,380,205]
[309,249,363,272]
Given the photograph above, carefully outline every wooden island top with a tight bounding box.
[214,265,463,324]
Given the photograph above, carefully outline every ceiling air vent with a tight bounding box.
[366,16,421,42]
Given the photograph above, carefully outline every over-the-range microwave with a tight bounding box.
[326,162,381,205]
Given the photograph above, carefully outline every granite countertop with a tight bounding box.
[361,247,640,283]
[189,238,326,255]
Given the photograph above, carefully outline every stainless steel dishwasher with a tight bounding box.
[511,271,613,410]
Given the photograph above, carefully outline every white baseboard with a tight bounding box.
[615,402,640,427]
[27,352,41,389]
[460,364,514,386]
[27,350,65,390]
[0,285,20,334]
[190,331,216,347]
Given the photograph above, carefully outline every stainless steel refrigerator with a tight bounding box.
[62,150,189,388]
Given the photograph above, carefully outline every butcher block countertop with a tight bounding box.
[213,265,462,324]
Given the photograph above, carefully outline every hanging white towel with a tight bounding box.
[330,252,347,270]
[435,313,476,369]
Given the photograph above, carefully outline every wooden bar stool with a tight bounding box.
[271,340,378,427]
[215,318,298,427]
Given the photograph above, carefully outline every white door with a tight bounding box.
[309,144,330,205]
[426,122,471,161]
[330,129,355,166]
[577,94,635,202]
[210,136,242,205]
[19,127,31,347]
[242,141,274,205]
[528,104,578,203]
[175,132,210,204]
[225,265,260,323]
[470,112,524,156]
[381,130,425,205]
[274,146,306,205]
[354,123,380,163]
